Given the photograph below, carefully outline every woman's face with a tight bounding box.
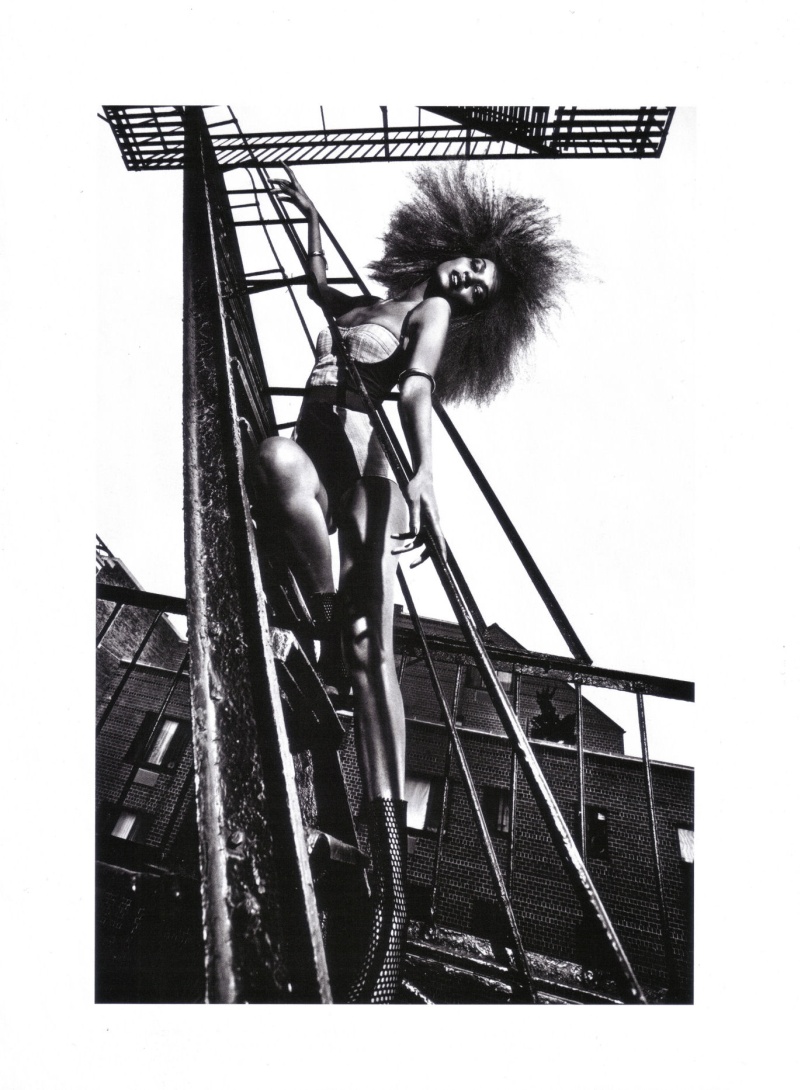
[435,256,500,313]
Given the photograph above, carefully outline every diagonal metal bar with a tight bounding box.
[433,399,591,662]
[398,569,539,1002]
[96,600,123,647]
[96,608,163,735]
[422,534,647,1002]
[96,582,188,616]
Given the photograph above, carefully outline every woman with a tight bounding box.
[256,163,575,1002]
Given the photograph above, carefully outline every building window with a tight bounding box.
[480,785,511,837]
[677,826,694,864]
[529,686,576,744]
[471,896,507,945]
[585,805,610,861]
[464,665,513,692]
[110,809,151,845]
[406,775,444,834]
[126,713,190,773]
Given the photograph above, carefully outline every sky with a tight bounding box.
[97,105,696,765]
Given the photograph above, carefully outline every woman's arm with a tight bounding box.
[396,296,451,565]
[271,166,375,317]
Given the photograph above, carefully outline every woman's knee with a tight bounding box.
[345,624,395,681]
[256,437,313,499]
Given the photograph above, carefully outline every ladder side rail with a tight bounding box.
[181,107,331,1003]
[636,693,682,998]
[201,192,279,440]
[238,161,317,353]
[397,569,539,1002]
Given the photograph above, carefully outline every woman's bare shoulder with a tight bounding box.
[406,295,451,332]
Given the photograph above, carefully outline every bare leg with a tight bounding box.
[338,477,410,1002]
[338,476,408,801]
[254,436,334,597]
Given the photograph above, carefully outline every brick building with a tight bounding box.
[95,540,203,1002]
[96,543,693,1003]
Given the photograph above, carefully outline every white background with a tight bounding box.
[2,3,798,1087]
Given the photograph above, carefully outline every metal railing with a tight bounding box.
[102,106,676,171]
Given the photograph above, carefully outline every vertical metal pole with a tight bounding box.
[398,572,539,1002]
[380,106,390,158]
[636,694,681,996]
[575,683,587,860]
[182,106,330,1004]
[507,674,521,890]
[429,665,464,923]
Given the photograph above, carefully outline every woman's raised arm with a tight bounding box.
[270,166,375,317]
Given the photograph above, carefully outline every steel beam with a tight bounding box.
[181,106,330,1003]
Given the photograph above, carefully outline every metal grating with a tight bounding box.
[102,106,676,171]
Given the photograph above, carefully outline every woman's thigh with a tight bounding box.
[338,477,407,632]
[254,435,332,529]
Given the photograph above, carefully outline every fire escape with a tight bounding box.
[98,105,691,1004]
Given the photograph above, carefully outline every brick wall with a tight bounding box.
[340,654,694,1000]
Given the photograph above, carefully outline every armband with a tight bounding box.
[399,368,436,394]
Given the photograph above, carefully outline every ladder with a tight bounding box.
[111,105,693,1003]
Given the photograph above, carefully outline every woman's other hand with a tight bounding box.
[393,470,447,568]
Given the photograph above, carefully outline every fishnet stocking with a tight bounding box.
[346,798,407,1003]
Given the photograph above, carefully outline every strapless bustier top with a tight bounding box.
[307,323,404,404]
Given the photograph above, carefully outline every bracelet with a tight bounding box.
[309,249,327,268]
[399,368,436,394]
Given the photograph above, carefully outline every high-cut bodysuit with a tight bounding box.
[293,322,406,525]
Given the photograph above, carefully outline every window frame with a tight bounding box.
[405,773,445,837]
[125,711,191,774]
[480,784,512,838]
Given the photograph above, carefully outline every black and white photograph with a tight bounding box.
[3,5,797,1087]
[94,102,694,1006]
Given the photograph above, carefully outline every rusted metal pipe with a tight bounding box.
[182,106,330,1003]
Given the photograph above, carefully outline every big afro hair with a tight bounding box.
[368,164,578,404]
